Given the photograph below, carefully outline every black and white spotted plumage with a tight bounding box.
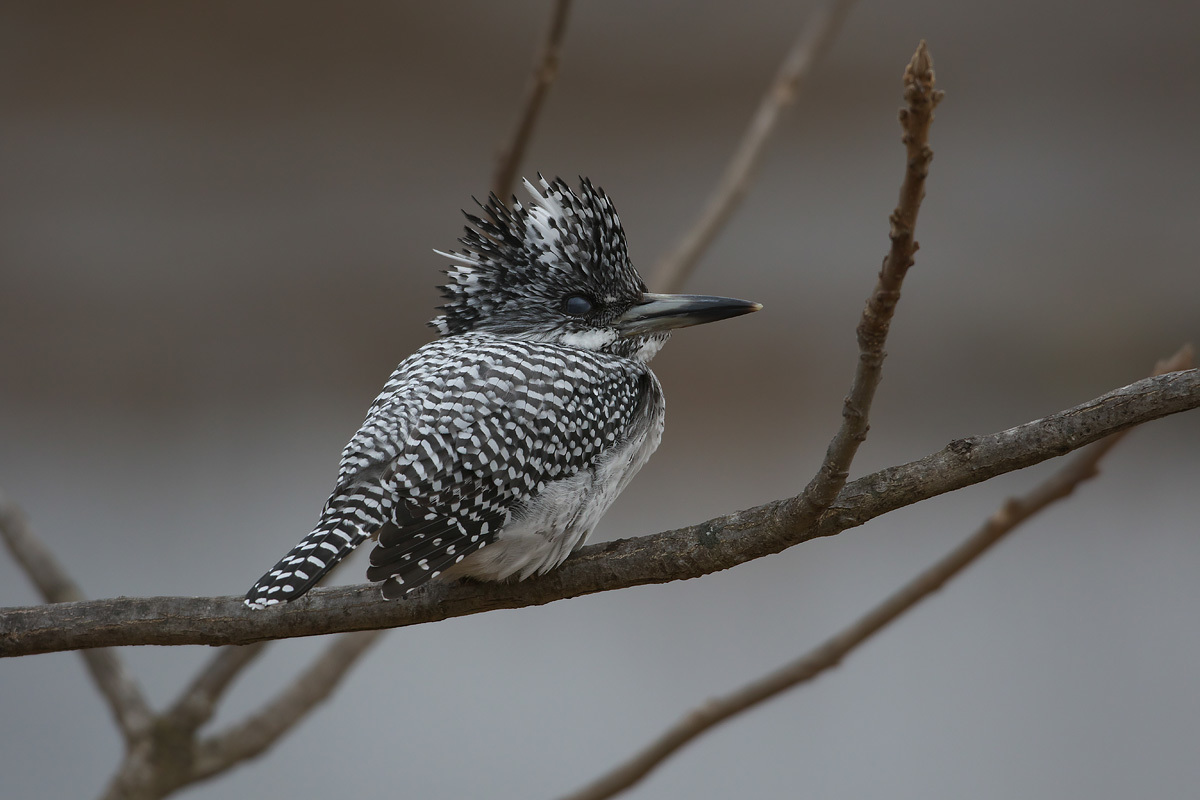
[245,177,757,607]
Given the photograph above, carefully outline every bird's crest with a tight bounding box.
[432,176,646,336]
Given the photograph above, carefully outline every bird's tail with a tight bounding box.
[245,490,389,608]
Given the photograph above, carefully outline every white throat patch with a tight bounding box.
[558,328,619,351]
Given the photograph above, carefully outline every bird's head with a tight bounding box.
[433,176,759,361]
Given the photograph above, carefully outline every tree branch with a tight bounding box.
[651,0,857,293]
[2,366,1196,657]
[164,644,267,733]
[491,0,573,200]
[0,495,153,739]
[560,343,1195,800]
[788,40,942,524]
[189,631,382,781]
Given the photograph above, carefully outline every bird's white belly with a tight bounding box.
[444,401,665,582]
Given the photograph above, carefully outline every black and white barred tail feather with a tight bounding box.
[244,487,390,607]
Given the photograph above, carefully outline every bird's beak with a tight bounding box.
[616,292,762,336]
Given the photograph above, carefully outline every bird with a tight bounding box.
[245,176,760,607]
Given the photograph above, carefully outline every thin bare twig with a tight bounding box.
[190,630,382,780]
[0,496,153,740]
[651,0,857,293]
[165,643,268,732]
[491,0,573,200]
[560,344,1195,800]
[789,40,944,524]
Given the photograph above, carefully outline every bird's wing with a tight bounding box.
[349,336,655,595]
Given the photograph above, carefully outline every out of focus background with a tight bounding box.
[2,2,1197,798]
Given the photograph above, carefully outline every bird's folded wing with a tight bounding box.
[342,336,653,593]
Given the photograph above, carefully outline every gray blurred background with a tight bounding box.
[2,2,1198,798]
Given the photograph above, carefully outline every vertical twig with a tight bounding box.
[788,41,943,522]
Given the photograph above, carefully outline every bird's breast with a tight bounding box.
[444,372,665,583]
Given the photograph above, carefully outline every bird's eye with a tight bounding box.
[562,294,595,316]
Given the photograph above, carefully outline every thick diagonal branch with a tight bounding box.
[0,497,152,739]
[2,366,1196,657]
